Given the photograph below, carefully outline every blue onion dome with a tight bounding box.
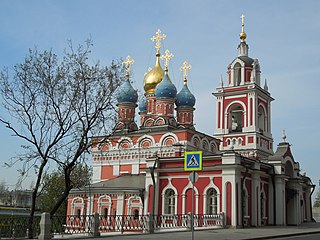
[154,72,177,99]
[117,80,138,104]
[176,83,195,107]
[139,95,147,112]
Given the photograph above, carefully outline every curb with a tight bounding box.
[242,230,320,240]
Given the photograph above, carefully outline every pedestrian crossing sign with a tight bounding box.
[184,151,202,171]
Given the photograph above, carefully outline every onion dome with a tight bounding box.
[139,95,147,112]
[143,52,164,94]
[176,61,195,107]
[155,70,177,99]
[117,79,138,104]
[176,83,195,107]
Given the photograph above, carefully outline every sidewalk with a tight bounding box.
[72,222,320,240]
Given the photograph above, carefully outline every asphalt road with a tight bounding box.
[272,233,320,240]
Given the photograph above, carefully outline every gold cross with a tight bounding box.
[161,49,174,70]
[180,61,192,80]
[150,29,166,51]
[123,55,135,75]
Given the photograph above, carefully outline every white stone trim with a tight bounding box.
[181,180,199,214]
[161,178,178,215]
[203,177,221,214]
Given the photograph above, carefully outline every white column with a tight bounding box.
[275,177,285,225]
[251,173,259,226]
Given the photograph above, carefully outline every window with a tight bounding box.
[234,63,241,86]
[133,209,139,220]
[258,106,266,132]
[207,188,218,214]
[165,189,175,214]
[76,209,81,217]
[229,105,243,132]
[103,208,108,218]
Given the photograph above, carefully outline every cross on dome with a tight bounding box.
[150,29,166,52]
[123,55,135,77]
[161,49,174,71]
[180,61,192,83]
[240,14,247,42]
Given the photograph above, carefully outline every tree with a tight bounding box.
[0,40,124,238]
[314,190,320,208]
[37,164,92,215]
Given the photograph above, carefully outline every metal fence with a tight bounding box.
[0,215,41,239]
[0,213,224,238]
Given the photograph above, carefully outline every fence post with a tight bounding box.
[89,213,101,237]
[221,212,225,228]
[38,212,51,240]
[187,212,192,230]
[147,213,154,234]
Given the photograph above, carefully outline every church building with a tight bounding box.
[67,17,314,228]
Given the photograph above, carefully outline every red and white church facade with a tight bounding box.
[67,20,314,228]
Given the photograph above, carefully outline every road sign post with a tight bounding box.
[184,152,202,240]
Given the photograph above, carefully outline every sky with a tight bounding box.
[0,0,319,197]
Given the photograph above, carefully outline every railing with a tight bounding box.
[0,213,224,238]
[0,215,41,238]
[154,214,189,230]
[51,215,94,236]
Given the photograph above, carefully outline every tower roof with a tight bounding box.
[143,29,166,94]
[117,56,138,104]
[155,71,177,99]
[176,61,195,107]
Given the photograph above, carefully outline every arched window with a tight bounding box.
[164,189,175,214]
[258,106,266,132]
[229,105,243,132]
[234,63,241,86]
[207,188,218,214]
[76,209,81,217]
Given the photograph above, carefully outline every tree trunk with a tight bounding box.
[28,160,47,238]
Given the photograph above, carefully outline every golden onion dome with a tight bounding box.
[143,51,164,94]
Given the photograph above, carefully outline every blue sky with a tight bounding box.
[0,0,319,195]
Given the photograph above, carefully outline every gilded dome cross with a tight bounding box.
[150,29,166,51]
[240,14,247,42]
[180,61,192,82]
[161,49,174,71]
[123,55,135,77]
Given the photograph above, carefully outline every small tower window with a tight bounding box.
[234,63,241,86]
[229,105,243,132]
[258,106,266,132]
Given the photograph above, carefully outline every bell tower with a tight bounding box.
[213,15,274,160]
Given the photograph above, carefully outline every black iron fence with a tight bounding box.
[0,215,41,238]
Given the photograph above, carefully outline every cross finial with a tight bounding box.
[240,14,247,42]
[161,49,174,71]
[150,29,166,52]
[180,61,192,83]
[123,55,135,78]
[282,129,287,143]
[241,14,245,27]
